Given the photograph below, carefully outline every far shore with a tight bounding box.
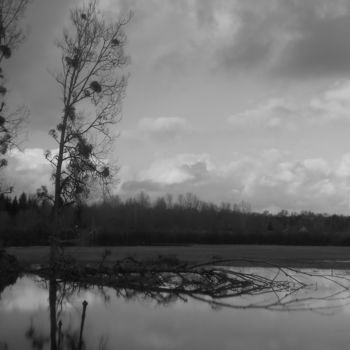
[7,244,350,269]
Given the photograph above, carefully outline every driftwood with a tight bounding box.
[31,256,288,295]
[24,253,350,311]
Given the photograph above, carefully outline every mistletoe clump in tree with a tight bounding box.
[46,1,131,244]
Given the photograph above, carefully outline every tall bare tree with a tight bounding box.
[0,0,30,191]
[47,1,131,252]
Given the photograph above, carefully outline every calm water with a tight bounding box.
[1,268,350,349]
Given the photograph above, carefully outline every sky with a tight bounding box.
[4,0,350,214]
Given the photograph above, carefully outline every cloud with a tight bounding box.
[309,82,350,122]
[215,0,350,77]
[120,150,350,214]
[144,0,350,77]
[138,153,212,185]
[123,117,192,142]
[279,1,350,77]
[139,117,191,140]
[120,153,217,197]
[336,154,350,178]
[228,81,350,129]
[1,148,53,194]
[4,146,350,214]
[228,98,300,130]
[6,0,350,150]
[303,158,330,175]
[223,153,350,213]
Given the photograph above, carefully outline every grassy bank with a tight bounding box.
[7,244,350,269]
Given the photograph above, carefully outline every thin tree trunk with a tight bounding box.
[50,110,69,268]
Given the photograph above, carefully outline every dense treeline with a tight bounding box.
[2,191,350,246]
[0,192,52,245]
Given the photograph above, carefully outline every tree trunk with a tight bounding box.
[50,110,69,267]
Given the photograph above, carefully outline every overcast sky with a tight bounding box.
[4,0,350,214]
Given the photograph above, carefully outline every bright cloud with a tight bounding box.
[309,82,350,122]
[123,117,192,143]
[1,148,53,194]
[228,98,300,130]
[138,117,192,141]
[120,150,350,214]
[228,81,350,129]
[4,146,350,214]
[138,153,212,185]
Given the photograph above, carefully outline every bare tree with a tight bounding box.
[0,0,30,192]
[47,1,131,253]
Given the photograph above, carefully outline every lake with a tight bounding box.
[1,268,350,349]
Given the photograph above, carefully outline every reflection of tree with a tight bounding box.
[35,257,350,311]
[49,277,58,350]
[48,278,92,350]
[19,257,350,349]
[24,277,93,350]
[0,250,20,294]
[103,260,350,311]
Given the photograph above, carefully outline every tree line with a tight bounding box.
[2,191,350,246]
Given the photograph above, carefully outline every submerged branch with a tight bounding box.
[23,255,350,311]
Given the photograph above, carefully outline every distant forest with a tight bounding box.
[1,191,350,246]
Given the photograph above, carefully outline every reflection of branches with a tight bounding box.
[31,257,350,312]
[27,278,90,350]
[21,256,350,350]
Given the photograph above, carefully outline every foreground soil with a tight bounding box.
[7,244,350,269]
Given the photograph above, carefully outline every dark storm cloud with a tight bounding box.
[200,0,350,77]
[6,0,350,135]
[279,8,350,77]
[220,30,274,70]
[215,2,283,70]
[123,0,350,77]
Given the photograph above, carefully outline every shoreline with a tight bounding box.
[7,244,350,269]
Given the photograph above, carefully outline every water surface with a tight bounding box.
[1,268,350,349]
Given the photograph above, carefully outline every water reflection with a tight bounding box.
[49,278,92,350]
[1,268,350,349]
